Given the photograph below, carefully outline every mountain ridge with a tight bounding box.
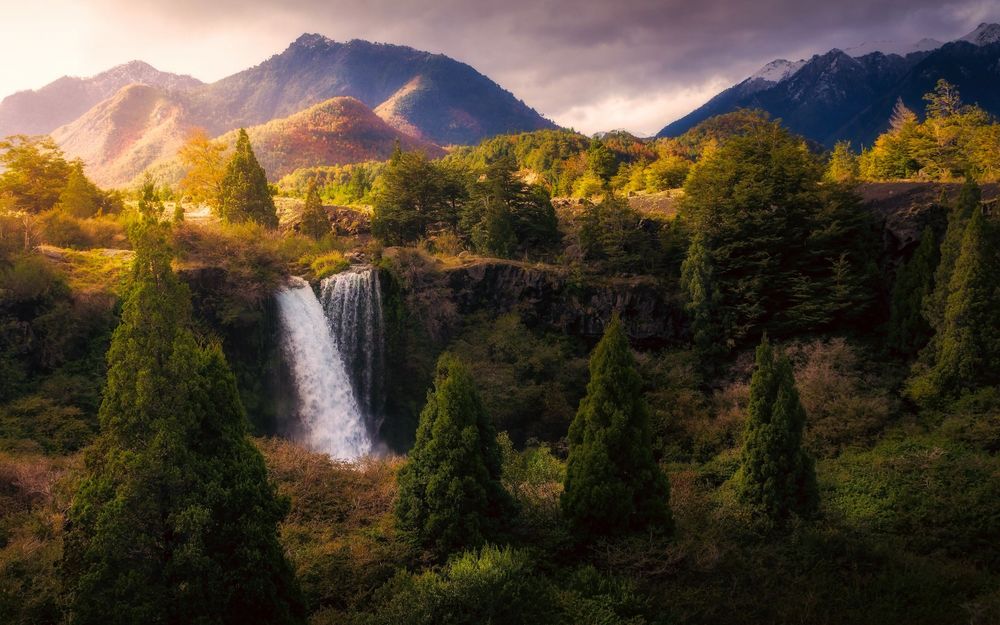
[658,23,1000,146]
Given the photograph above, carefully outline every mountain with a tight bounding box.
[0,61,202,139]
[844,37,943,57]
[184,34,555,145]
[51,84,195,188]
[54,89,444,187]
[215,96,445,180]
[658,23,1000,146]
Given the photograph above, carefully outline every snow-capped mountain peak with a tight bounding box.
[749,59,806,83]
[960,23,1000,46]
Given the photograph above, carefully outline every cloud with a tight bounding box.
[4,0,999,134]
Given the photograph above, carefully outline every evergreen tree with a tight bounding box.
[735,336,818,526]
[680,233,727,364]
[395,354,513,557]
[682,119,876,348]
[218,129,278,228]
[63,217,303,625]
[929,207,1000,395]
[372,148,466,245]
[587,139,617,186]
[561,315,672,537]
[460,156,558,258]
[57,160,102,218]
[925,179,981,335]
[887,227,938,357]
[299,181,331,240]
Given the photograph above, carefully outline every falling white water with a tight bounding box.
[275,276,372,460]
[320,267,385,433]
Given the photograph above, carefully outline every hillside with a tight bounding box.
[0,61,202,139]
[50,84,195,188]
[217,96,445,180]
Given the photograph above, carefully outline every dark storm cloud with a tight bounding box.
[77,0,1000,132]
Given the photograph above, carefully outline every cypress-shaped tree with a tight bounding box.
[218,129,278,228]
[925,179,980,335]
[561,315,672,537]
[57,160,101,218]
[63,217,303,625]
[395,354,513,557]
[299,181,331,240]
[887,227,938,357]
[735,336,817,526]
[929,207,1000,396]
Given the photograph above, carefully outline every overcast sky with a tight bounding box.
[2,0,998,135]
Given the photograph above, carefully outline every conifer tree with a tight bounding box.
[395,354,513,557]
[57,160,102,218]
[929,207,1000,395]
[299,180,331,240]
[218,129,278,228]
[63,217,303,625]
[735,336,817,526]
[887,227,938,357]
[561,315,672,536]
[925,179,981,335]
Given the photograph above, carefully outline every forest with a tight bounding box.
[1,79,999,625]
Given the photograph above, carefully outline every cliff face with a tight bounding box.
[442,260,685,344]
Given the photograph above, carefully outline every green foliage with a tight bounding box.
[859,82,1000,181]
[587,139,618,185]
[372,149,466,245]
[681,118,878,353]
[346,546,646,625]
[922,207,1000,397]
[562,316,672,536]
[56,161,103,218]
[734,336,818,526]
[923,179,980,337]
[826,141,859,182]
[299,181,331,240]
[218,129,279,228]
[395,354,514,557]
[278,162,383,205]
[62,217,303,624]
[449,313,587,444]
[579,194,665,273]
[460,157,558,258]
[0,395,92,454]
[0,135,71,213]
[887,227,938,357]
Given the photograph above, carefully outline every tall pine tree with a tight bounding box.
[887,227,938,357]
[561,315,672,537]
[298,180,331,240]
[218,129,278,228]
[929,207,1000,396]
[63,216,303,625]
[735,336,818,526]
[395,354,513,557]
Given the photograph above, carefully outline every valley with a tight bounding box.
[2,15,1000,625]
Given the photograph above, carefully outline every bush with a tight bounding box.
[311,251,350,280]
[0,395,93,454]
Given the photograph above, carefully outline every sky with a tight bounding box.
[1,0,998,135]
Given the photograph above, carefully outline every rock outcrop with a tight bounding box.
[442,259,685,344]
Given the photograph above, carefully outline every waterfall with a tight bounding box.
[275,276,372,460]
[320,267,385,433]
